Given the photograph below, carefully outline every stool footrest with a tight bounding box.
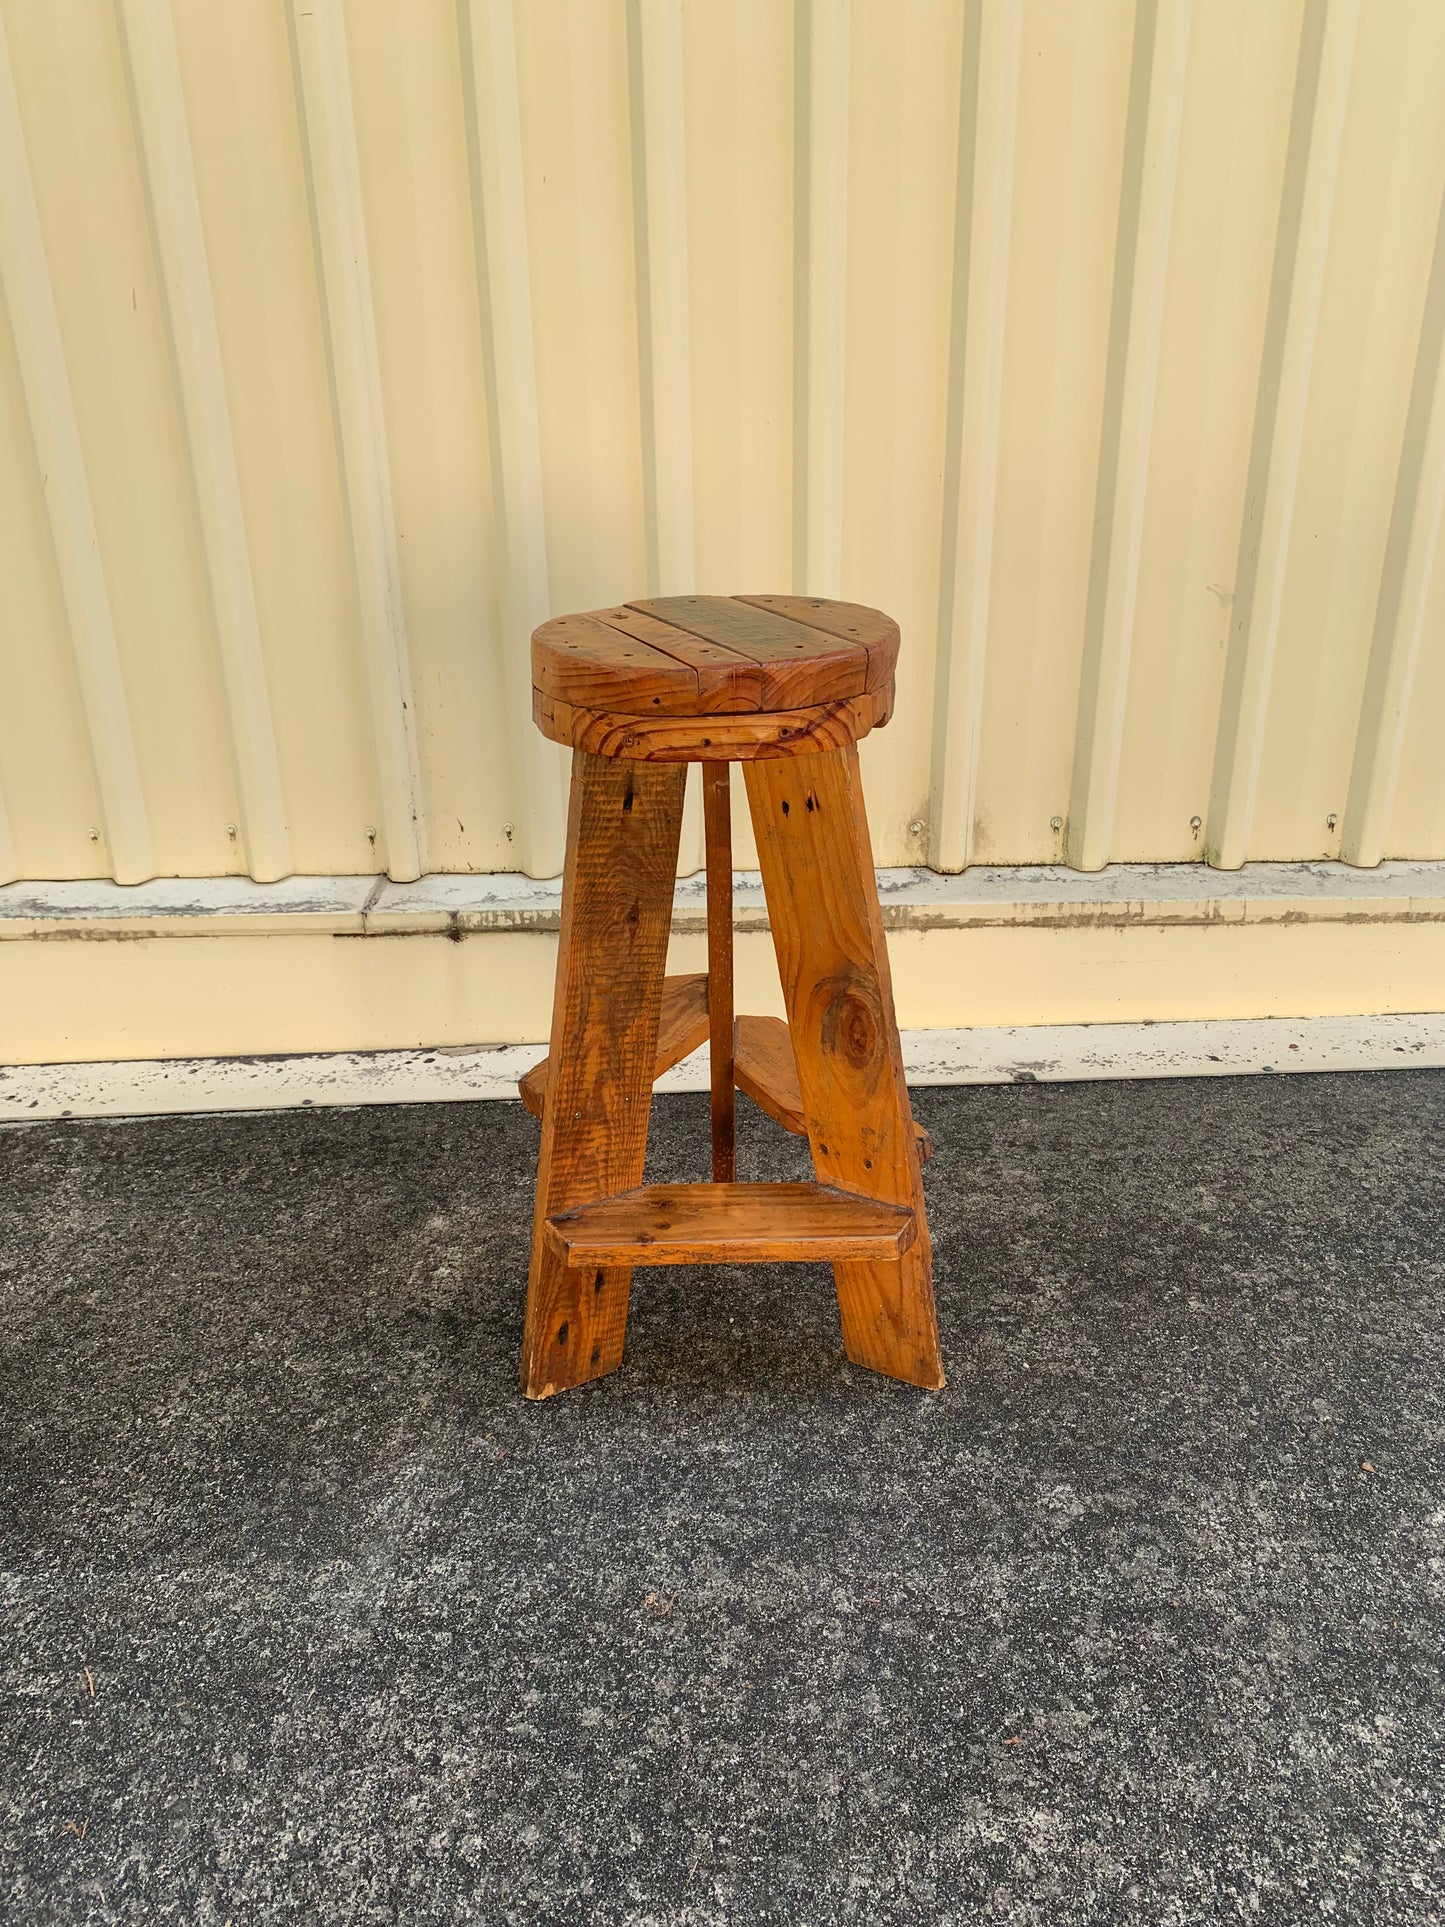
[732,1014,933,1164]
[519,973,709,1119]
[732,1014,805,1135]
[545,1182,917,1269]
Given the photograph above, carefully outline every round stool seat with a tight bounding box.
[531,594,899,761]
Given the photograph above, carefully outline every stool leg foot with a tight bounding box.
[521,751,686,1398]
[745,744,945,1391]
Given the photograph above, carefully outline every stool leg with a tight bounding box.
[521,750,686,1398]
[702,764,736,1182]
[744,743,944,1390]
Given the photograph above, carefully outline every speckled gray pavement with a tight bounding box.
[2,1073,1443,1925]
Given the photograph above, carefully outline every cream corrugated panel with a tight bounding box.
[0,0,1443,888]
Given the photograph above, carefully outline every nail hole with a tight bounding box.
[556,1322,569,1346]
[781,800,790,815]
[623,789,634,812]
[805,793,816,812]
[590,1347,601,1366]
[594,1271,604,1293]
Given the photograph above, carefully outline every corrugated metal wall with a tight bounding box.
[2,0,1443,891]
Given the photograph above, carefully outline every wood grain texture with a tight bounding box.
[545,1182,916,1268]
[629,595,869,708]
[521,751,685,1399]
[735,595,900,695]
[734,1012,933,1163]
[532,690,879,761]
[592,606,761,711]
[744,743,944,1389]
[529,595,898,724]
[532,612,702,713]
[702,764,736,1181]
[733,1013,807,1135]
[518,972,708,1120]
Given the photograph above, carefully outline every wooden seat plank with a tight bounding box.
[628,596,869,709]
[592,606,762,712]
[532,613,702,714]
[736,595,900,694]
[520,972,708,1120]
[545,1181,917,1268]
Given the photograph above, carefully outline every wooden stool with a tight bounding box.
[518,594,944,1399]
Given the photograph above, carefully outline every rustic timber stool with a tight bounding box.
[518,595,944,1399]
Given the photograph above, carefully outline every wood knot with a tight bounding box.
[822,983,880,1071]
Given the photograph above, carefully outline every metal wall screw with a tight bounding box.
[1326,813,1338,831]
[1050,815,1063,832]
[1190,815,1202,833]
[908,819,925,837]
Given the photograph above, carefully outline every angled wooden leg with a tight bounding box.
[521,751,686,1398]
[702,763,736,1181]
[744,743,944,1390]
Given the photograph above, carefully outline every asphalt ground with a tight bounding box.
[2,1071,1442,1923]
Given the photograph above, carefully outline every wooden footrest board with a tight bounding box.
[732,1014,933,1163]
[519,973,709,1119]
[545,1182,917,1269]
[732,1013,806,1134]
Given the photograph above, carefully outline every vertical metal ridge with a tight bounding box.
[1068,0,1192,873]
[799,0,850,597]
[1341,180,1445,868]
[0,782,17,886]
[627,0,703,875]
[1206,0,1358,870]
[928,0,1022,874]
[789,0,810,597]
[458,0,566,878]
[290,0,425,882]
[631,0,695,596]
[118,0,292,883]
[0,8,155,884]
